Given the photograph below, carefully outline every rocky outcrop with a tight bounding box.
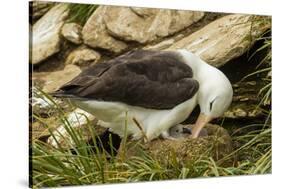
[104,7,204,44]
[61,23,83,44]
[82,6,204,53]
[65,46,101,66]
[31,4,69,64]
[32,64,81,93]
[167,14,271,67]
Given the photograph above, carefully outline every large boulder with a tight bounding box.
[82,6,204,53]
[31,4,69,64]
[82,6,128,54]
[167,14,271,67]
[104,7,204,44]
[30,1,56,23]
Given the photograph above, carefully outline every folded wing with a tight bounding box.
[52,50,199,109]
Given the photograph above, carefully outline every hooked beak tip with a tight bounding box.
[191,113,213,138]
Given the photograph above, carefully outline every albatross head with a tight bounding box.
[191,61,233,138]
[177,49,233,138]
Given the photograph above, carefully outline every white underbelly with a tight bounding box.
[71,94,198,140]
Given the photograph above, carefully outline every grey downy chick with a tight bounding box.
[169,124,208,139]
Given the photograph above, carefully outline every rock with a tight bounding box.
[32,64,81,93]
[120,124,232,165]
[61,23,83,44]
[144,34,184,50]
[31,105,107,147]
[30,1,56,23]
[144,38,176,50]
[224,108,247,118]
[82,6,128,54]
[31,87,61,119]
[224,81,265,119]
[130,7,155,18]
[31,4,69,64]
[31,117,58,141]
[224,103,263,119]
[104,7,204,44]
[82,6,204,53]
[167,14,271,67]
[65,46,101,66]
[47,108,105,148]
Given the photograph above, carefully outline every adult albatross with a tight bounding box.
[51,49,233,141]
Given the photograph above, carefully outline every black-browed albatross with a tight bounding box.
[52,49,233,141]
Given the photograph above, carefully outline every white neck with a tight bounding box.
[177,49,214,84]
[177,49,233,117]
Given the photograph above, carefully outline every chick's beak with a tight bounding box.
[182,127,192,134]
[191,113,213,138]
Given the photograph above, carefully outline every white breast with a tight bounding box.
[71,94,198,141]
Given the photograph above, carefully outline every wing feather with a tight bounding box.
[52,50,199,109]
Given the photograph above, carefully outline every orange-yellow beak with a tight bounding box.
[191,113,213,138]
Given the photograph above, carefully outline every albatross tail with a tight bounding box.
[49,90,86,100]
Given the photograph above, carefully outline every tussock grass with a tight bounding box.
[246,17,272,107]
[30,89,271,188]
[68,4,98,25]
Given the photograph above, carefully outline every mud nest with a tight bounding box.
[120,124,233,166]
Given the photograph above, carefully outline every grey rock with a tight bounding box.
[167,14,271,67]
[32,64,81,93]
[31,4,69,64]
[30,1,56,22]
[65,46,101,66]
[61,23,83,44]
[82,6,128,54]
[104,7,204,44]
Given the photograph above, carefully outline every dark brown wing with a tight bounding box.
[52,50,199,109]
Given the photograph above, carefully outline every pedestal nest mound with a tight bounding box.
[119,124,233,166]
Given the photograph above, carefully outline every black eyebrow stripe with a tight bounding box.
[210,98,216,111]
